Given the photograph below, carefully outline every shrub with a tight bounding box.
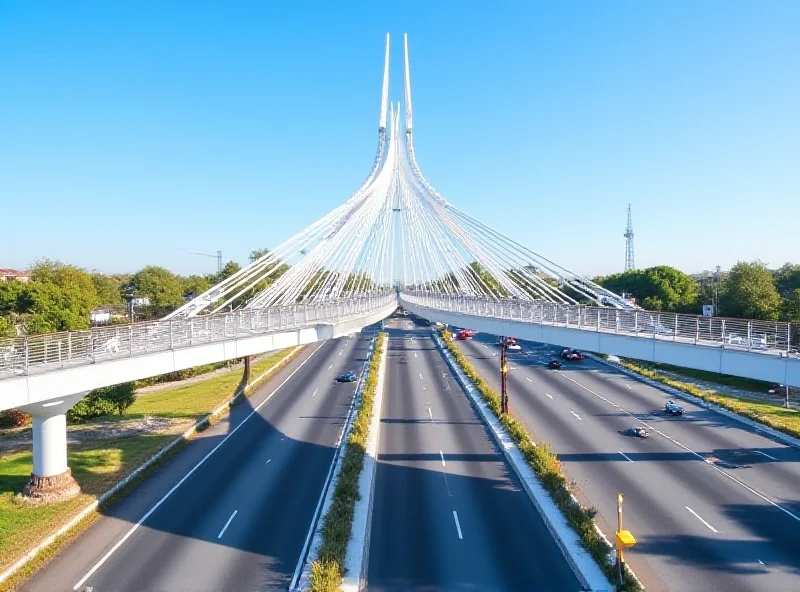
[310,333,386,592]
[0,409,32,429]
[67,382,136,423]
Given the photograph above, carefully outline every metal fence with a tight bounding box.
[402,292,799,358]
[0,293,396,379]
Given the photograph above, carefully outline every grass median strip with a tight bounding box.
[617,359,800,440]
[441,331,640,591]
[0,346,299,586]
[310,333,386,592]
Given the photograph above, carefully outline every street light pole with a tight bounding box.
[500,337,509,415]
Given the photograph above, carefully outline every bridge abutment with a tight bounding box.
[18,393,86,502]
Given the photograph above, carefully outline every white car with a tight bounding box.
[507,343,521,352]
[664,400,684,416]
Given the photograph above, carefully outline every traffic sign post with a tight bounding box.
[615,493,636,587]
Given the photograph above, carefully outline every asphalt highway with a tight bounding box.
[455,332,800,592]
[23,335,371,592]
[367,317,580,592]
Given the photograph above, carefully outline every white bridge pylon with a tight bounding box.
[166,33,630,320]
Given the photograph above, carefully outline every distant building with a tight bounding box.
[90,310,112,325]
[0,269,30,283]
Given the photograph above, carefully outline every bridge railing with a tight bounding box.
[401,292,798,358]
[0,293,396,379]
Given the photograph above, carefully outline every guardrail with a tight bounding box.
[401,292,799,358]
[0,293,396,379]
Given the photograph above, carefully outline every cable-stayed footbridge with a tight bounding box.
[1,34,798,497]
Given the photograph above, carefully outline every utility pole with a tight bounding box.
[500,337,509,414]
[624,204,635,272]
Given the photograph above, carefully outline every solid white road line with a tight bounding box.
[428,407,433,421]
[570,410,582,421]
[555,370,800,523]
[217,510,238,539]
[440,451,446,466]
[312,388,318,398]
[452,511,463,539]
[546,393,553,399]
[619,452,634,463]
[754,450,778,461]
[685,506,718,533]
[72,340,328,591]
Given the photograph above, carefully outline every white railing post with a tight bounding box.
[129,325,134,356]
[169,320,174,349]
[747,320,753,351]
[24,339,30,374]
[695,317,700,344]
[721,319,726,346]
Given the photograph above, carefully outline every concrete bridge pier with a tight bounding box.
[18,393,86,502]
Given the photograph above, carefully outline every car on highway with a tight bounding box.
[560,348,584,361]
[336,371,358,383]
[664,400,684,415]
[547,360,562,369]
[507,342,521,352]
[455,329,474,340]
[628,426,649,438]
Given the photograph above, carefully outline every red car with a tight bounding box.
[561,348,584,361]
[455,329,474,340]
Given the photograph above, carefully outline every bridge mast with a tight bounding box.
[379,33,390,131]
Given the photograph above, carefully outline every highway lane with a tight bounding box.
[23,334,371,592]
[367,319,580,592]
[456,333,800,592]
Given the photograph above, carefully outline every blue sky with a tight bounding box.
[1,1,798,278]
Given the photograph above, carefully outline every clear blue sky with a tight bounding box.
[1,1,798,278]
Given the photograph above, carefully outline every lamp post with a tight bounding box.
[500,337,509,415]
[615,493,636,587]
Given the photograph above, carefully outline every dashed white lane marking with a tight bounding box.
[619,451,634,463]
[419,372,423,380]
[440,451,446,466]
[685,506,718,533]
[626,385,632,390]
[217,510,238,539]
[754,450,778,461]
[339,350,343,356]
[265,459,271,465]
[312,388,318,397]
[452,511,463,539]
[758,559,765,565]
[414,352,417,358]
[428,407,433,421]
[71,340,328,591]
[555,370,800,523]
[546,393,553,400]
[328,364,333,370]
[526,377,532,382]
[570,410,582,421]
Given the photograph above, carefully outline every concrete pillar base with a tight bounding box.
[21,468,81,503]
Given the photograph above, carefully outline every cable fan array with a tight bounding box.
[166,34,629,320]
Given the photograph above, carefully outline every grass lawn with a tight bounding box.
[620,360,800,440]
[648,362,775,392]
[125,349,293,420]
[0,346,296,578]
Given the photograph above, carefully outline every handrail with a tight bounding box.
[401,291,798,358]
[0,293,396,379]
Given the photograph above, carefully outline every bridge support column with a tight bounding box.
[18,393,86,503]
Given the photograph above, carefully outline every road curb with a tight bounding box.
[433,334,611,592]
[294,334,386,592]
[587,354,800,450]
[0,346,303,588]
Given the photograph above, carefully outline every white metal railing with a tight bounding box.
[402,292,799,358]
[0,293,396,379]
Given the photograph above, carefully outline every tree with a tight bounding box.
[249,248,270,263]
[207,261,242,285]
[101,382,136,415]
[67,382,136,422]
[182,275,211,299]
[785,289,800,324]
[128,266,184,308]
[775,264,800,299]
[21,260,100,333]
[92,273,124,306]
[0,316,16,338]
[719,261,782,320]
[597,266,699,312]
